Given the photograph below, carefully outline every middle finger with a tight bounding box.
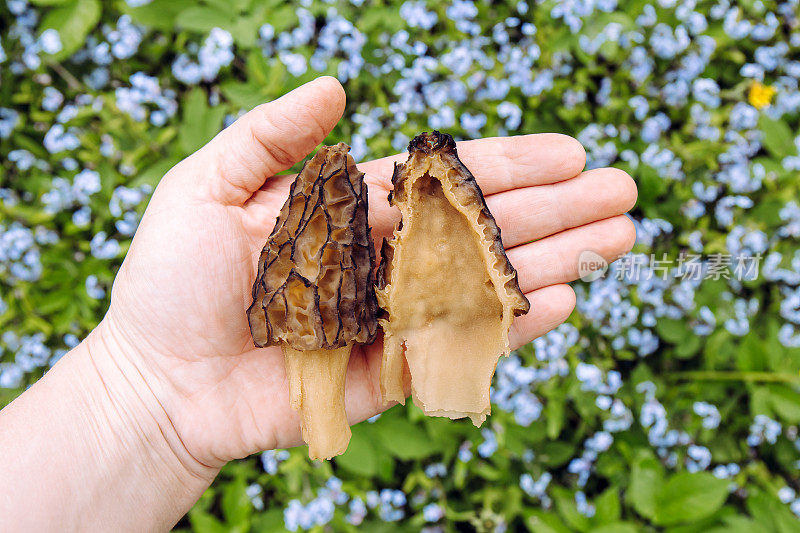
[487,167,637,248]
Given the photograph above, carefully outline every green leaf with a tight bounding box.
[0,387,25,409]
[546,393,565,439]
[706,515,771,533]
[221,82,271,110]
[749,196,787,228]
[221,477,252,527]
[759,114,796,159]
[175,5,236,33]
[656,318,687,344]
[768,384,800,423]
[552,487,590,532]
[29,0,71,5]
[127,0,194,30]
[590,524,638,533]
[40,0,101,59]
[358,522,419,533]
[636,165,668,205]
[205,0,237,11]
[627,454,663,520]
[335,425,379,476]
[356,7,398,32]
[525,510,571,533]
[131,156,182,188]
[674,334,701,359]
[230,8,265,48]
[745,490,800,533]
[750,386,774,418]
[540,441,575,467]
[593,487,621,525]
[250,509,284,532]
[233,0,255,10]
[188,511,229,533]
[179,88,226,155]
[266,5,297,33]
[374,418,438,460]
[737,333,768,371]
[653,472,730,526]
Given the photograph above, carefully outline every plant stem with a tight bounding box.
[48,61,82,91]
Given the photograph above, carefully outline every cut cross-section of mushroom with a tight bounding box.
[247,143,378,460]
[376,131,530,426]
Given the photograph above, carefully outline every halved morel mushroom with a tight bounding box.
[376,131,530,426]
[247,143,378,460]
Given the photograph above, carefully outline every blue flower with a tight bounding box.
[747,415,781,446]
[115,72,177,125]
[413,502,439,523]
[641,113,670,143]
[0,108,20,139]
[754,42,788,71]
[280,52,308,77]
[686,444,712,472]
[400,1,437,30]
[520,471,551,499]
[457,441,473,462]
[90,232,120,260]
[692,78,721,108]
[446,0,477,21]
[378,489,406,521]
[424,462,447,478]
[723,7,752,39]
[649,24,689,60]
[72,206,91,228]
[0,363,24,388]
[496,101,521,130]
[173,28,234,83]
[260,449,289,474]
[39,29,62,55]
[41,87,63,112]
[628,95,649,121]
[575,491,595,517]
[460,112,486,138]
[779,487,797,504]
[85,275,106,299]
[477,428,498,458]
[346,498,367,525]
[106,15,143,60]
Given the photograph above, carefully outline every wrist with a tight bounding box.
[71,320,219,527]
[0,319,219,530]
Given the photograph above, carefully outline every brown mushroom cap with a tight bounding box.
[377,131,530,425]
[247,143,378,351]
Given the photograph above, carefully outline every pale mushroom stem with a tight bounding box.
[282,344,352,460]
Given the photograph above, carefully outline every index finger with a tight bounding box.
[357,133,586,195]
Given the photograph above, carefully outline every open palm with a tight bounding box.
[102,77,637,469]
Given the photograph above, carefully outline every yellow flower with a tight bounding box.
[748,82,776,109]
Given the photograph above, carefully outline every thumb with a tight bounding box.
[197,76,346,205]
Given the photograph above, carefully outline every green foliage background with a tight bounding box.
[2,0,800,531]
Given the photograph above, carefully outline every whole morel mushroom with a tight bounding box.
[247,143,378,460]
[376,131,530,426]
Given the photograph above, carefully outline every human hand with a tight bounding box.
[99,76,637,476]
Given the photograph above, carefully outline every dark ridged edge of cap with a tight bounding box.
[383,131,530,318]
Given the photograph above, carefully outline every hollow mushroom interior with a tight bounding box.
[380,169,513,426]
